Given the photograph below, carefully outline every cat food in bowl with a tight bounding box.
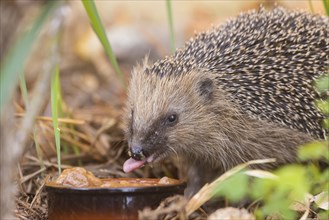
[45,167,185,220]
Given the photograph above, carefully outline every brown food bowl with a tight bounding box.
[46,178,186,220]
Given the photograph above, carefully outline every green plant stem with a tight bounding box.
[0,1,58,113]
[166,0,176,53]
[81,0,126,88]
[51,65,62,174]
[323,0,329,15]
[53,69,70,155]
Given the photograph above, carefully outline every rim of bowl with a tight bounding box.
[45,178,186,194]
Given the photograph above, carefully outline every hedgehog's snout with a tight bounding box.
[129,145,147,161]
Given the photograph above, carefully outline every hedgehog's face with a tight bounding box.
[123,67,217,173]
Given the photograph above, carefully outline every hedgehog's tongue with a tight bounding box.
[123,158,146,173]
[123,155,155,173]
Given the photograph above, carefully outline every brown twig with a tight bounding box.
[15,113,85,125]
[24,155,72,169]
[29,175,50,208]
[20,167,47,184]
[16,199,38,215]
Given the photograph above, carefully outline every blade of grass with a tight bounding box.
[19,73,44,168]
[81,0,126,88]
[56,71,64,118]
[323,0,329,15]
[0,1,58,113]
[19,73,29,108]
[51,65,62,174]
[166,0,176,53]
[53,69,70,155]
[53,71,81,157]
[56,81,81,157]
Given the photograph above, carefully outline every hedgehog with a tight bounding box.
[122,7,329,197]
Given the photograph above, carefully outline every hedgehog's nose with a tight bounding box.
[129,146,146,161]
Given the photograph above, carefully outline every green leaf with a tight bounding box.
[305,163,321,183]
[316,99,329,116]
[274,165,309,201]
[81,0,125,88]
[318,210,329,220]
[251,177,297,219]
[250,177,273,199]
[298,141,329,162]
[317,169,329,194]
[315,74,329,94]
[323,118,329,130]
[251,165,308,219]
[320,168,329,183]
[212,171,248,202]
[262,193,296,220]
[0,1,58,113]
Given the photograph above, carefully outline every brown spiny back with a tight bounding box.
[144,7,329,139]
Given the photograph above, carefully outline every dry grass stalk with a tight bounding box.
[24,155,72,169]
[29,175,50,208]
[20,167,47,184]
[15,112,86,125]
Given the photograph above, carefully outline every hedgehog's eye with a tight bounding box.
[166,113,178,126]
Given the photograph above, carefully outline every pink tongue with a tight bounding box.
[123,158,146,173]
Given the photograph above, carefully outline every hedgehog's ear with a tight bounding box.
[197,77,214,101]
